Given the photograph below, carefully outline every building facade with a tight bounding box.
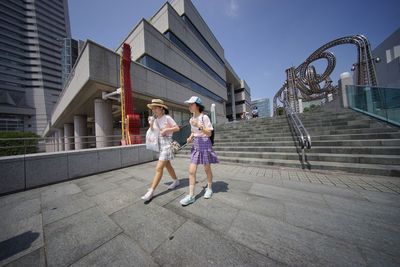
[251,98,271,118]
[43,0,251,151]
[0,0,70,133]
[372,27,400,88]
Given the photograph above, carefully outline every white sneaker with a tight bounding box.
[168,179,180,190]
[141,189,154,201]
[180,195,195,206]
[204,188,213,199]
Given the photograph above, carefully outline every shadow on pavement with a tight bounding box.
[0,231,40,261]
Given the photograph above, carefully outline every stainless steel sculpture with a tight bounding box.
[273,34,378,115]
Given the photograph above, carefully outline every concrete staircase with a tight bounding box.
[177,109,400,177]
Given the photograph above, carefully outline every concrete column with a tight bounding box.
[74,115,87,150]
[230,84,236,120]
[48,136,52,152]
[54,130,60,152]
[210,103,216,124]
[339,72,354,108]
[58,128,65,151]
[64,123,74,151]
[94,99,113,148]
[298,99,303,113]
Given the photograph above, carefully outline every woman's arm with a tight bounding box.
[199,115,213,137]
[162,125,180,133]
[148,116,155,130]
[198,127,212,137]
[187,132,194,143]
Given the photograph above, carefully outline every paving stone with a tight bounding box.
[44,207,122,267]
[149,185,185,207]
[323,194,400,226]
[72,174,105,187]
[152,220,281,267]
[0,187,43,207]
[360,246,400,267]
[2,158,400,266]
[101,172,136,184]
[91,187,142,215]
[356,190,400,207]
[249,183,328,208]
[41,183,82,203]
[117,178,147,192]
[0,215,43,266]
[0,198,41,229]
[110,202,186,254]
[42,192,96,225]
[70,234,158,267]
[213,178,252,193]
[82,181,119,196]
[227,210,366,266]
[285,202,400,257]
[165,196,239,233]
[280,179,364,199]
[4,248,45,267]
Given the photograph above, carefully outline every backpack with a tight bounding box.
[201,115,215,146]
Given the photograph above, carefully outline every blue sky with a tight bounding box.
[68,0,399,102]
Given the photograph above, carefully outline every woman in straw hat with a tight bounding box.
[179,96,218,206]
[141,99,180,201]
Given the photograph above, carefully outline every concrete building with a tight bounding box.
[226,70,252,121]
[373,27,400,88]
[0,0,71,133]
[251,98,271,118]
[43,0,251,151]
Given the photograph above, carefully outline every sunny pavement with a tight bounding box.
[1,157,400,266]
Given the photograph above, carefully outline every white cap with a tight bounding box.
[184,96,204,106]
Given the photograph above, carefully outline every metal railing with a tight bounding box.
[283,100,311,163]
[0,122,194,157]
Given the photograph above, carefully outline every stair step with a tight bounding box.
[178,150,400,165]
[209,146,400,155]
[175,154,400,177]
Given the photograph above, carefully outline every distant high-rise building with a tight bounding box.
[0,0,71,134]
[251,98,271,118]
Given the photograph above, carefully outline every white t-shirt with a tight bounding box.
[190,114,213,137]
[153,115,177,137]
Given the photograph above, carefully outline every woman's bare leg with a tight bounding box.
[165,161,178,180]
[150,160,168,189]
[204,164,213,189]
[188,163,198,196]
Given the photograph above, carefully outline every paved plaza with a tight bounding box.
[1,158,400,266]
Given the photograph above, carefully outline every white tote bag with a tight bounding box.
[146,128,160,152]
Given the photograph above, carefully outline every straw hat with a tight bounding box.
[147,99,169,110]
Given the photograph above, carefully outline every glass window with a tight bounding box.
[181,15,225,66]
[164,31,225,87]
[138,55,224,103]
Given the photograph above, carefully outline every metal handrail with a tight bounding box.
[283,100,311,163]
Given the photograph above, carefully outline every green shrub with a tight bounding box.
[0,131,39,156]
[276,107,285,116]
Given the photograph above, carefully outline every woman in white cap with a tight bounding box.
[141,99,180,201]
[180,96,218,206]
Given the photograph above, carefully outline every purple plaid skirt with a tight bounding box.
[191,137,219,165]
